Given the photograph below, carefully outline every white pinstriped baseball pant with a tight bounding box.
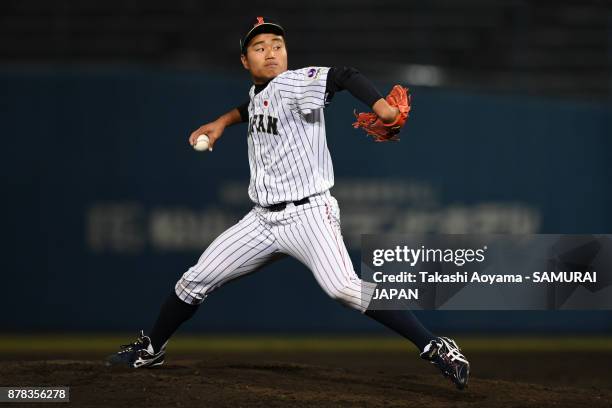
[175,190,376,312]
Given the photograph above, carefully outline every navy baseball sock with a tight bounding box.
[148,291,199,352]
[365,309,436,351]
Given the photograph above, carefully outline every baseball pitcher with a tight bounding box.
[106,16,470,390]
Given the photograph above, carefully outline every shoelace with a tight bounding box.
[438,339,469,366]
[118,337,145,354]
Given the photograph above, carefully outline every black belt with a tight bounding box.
[264,197,310,212]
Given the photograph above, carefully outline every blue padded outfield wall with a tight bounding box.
[2,67,611,333]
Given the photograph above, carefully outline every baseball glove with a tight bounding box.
[352,85,411,142]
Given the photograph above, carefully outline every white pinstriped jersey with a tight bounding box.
[175,66,377,314]
[246,67,333,207]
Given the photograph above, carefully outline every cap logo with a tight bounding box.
[255,16,264,26]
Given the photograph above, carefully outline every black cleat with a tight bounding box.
[420,337,470,390]
[105,330,165,368]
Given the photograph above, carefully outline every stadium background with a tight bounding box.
[2,0,611,335]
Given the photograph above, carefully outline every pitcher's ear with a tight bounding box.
[240,53,249,70]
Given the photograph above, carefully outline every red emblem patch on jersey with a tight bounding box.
[263,100,269,107]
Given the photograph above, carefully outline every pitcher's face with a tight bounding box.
[241,33,288,84]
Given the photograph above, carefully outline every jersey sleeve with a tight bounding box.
[276,67,331,113]
[326,66,383,108]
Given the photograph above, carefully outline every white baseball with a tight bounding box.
[193,134,211,152]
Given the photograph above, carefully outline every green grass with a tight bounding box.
[0,335,610,353]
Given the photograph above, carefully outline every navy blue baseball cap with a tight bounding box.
[240,16,285,54]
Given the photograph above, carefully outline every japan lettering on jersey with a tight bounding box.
[246,67,334,207]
